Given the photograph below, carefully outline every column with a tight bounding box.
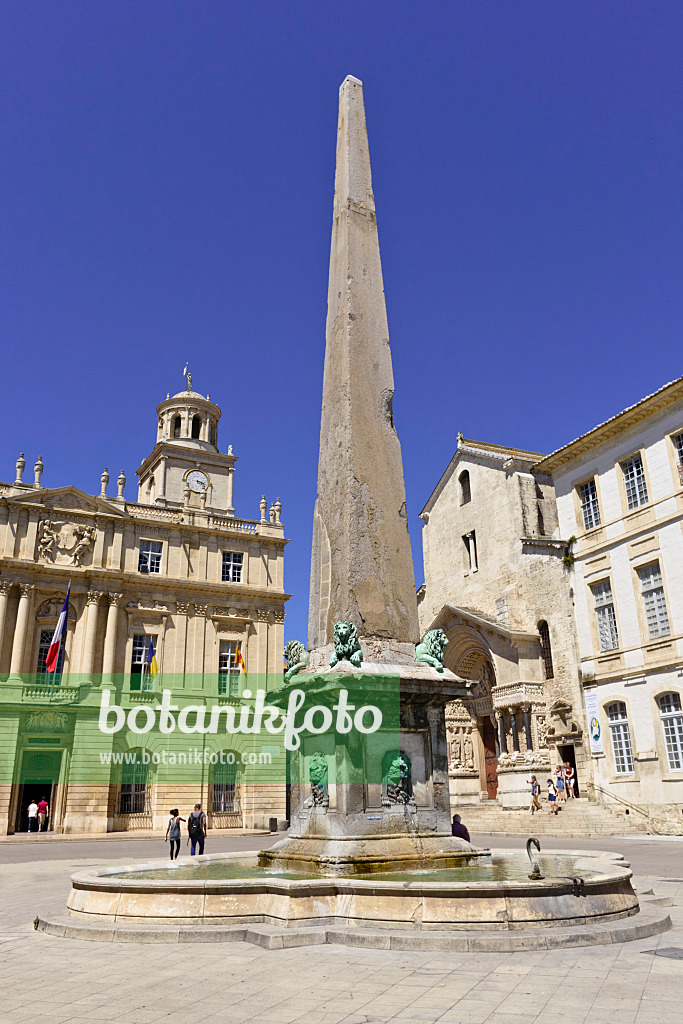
[82,592,103,680]
[0,580,12,662]
[227,466,235,516]
[93,518,106,568]
[24,509,40,561]
[157,456,167,502]
[102,593,122,682]
[497,711,507,754]
[9,583,33,678]
[4,508,19,558]
[511,710,520,753]
[523,706,533,750]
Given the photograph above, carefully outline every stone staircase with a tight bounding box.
[455,797,649,836]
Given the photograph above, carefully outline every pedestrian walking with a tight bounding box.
[547,778,559,814]
[527,775,542,814]
[555,764,566,803]
[165,808,185,860]
[37,796,49,831]
[187,803,207,856]
[27,800,38,833]
[451,814,470,842]
[564,762,575,799]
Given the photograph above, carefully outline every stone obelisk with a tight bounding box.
[308,75,420,650]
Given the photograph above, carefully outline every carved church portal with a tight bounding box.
[481,716,498,800]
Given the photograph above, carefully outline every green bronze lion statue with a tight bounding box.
[329,620,363,668]
[283,640,309,681]
[415,628,448,672]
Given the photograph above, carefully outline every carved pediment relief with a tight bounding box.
[36,597,77,621]
[25,710,70,733]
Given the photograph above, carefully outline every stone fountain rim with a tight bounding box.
[69,848,633,896]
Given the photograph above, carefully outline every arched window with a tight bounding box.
[538,621,554,680]
[119,751,149,814]
[606,702,634,775]
[191,415,202,439]
[459,470,471,505]
[172,415,181,438]
[208,420,217,447]
[658,692,683,771]
[212,755,241,814]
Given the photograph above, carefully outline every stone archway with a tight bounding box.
[442,625,499,804]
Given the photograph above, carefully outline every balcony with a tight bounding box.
[491,681,545,710]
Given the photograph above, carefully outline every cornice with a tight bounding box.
[0,560,291,603]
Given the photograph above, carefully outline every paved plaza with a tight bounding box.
[1,832,682,1024]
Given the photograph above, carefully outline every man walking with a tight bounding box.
[27,799,38,833]
[37,796,49,832]
[187,803,207,856]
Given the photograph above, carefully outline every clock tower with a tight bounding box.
[136,384,236,514]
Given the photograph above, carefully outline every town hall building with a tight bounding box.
[0,382,289,834]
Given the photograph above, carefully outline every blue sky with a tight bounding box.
[2,3,682,644]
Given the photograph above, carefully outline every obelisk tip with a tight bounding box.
[340,75,363,91]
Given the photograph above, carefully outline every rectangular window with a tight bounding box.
[621,454,648,510]
[659,693,683,771]
[120,760,148,815]
[592,581,619,652]
[673,431,683,486]
[36,629,64,685]
[130,634,156,691]
[578,478,601,530]
[218,640,240,696]
[463,531,478,572]
[222,551,243,583]
[138,539,162,574]
[609,719,634,774]
[637,563,670,639]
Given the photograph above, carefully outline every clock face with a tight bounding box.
[187,470,209,493]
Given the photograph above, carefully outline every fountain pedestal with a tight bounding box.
[260,649,489,876]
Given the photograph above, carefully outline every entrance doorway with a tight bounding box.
[558,745,579,797]
[15,749,62,832]
[481,716,498,800]
[15,782,55,832]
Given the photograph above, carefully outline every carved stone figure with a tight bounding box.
[449,727,463,767]
[71,525,96,566]
[463,728,474,768]
[37,520,58,561]
[382,751,415,808]
[415,629,448,672]
[283,640,310,681]
[329,620,363,668]
[304,752,329,808]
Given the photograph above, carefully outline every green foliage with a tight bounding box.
[562,535,577,568]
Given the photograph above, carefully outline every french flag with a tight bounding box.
[46,584,70,673]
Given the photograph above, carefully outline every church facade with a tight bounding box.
[418,439,587,811]
[0,384,289,834]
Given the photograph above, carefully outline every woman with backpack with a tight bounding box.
[164,808,185,860]
[547,779,559,815]
[187,803,207,856]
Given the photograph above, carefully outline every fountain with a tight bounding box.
[40,77,669,950]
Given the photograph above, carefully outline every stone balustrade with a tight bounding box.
[491,681,544,710]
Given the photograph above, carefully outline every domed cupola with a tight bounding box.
[156,385,221,453]
[137,375,237,514]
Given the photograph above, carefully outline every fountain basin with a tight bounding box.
[66,849,639,931]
